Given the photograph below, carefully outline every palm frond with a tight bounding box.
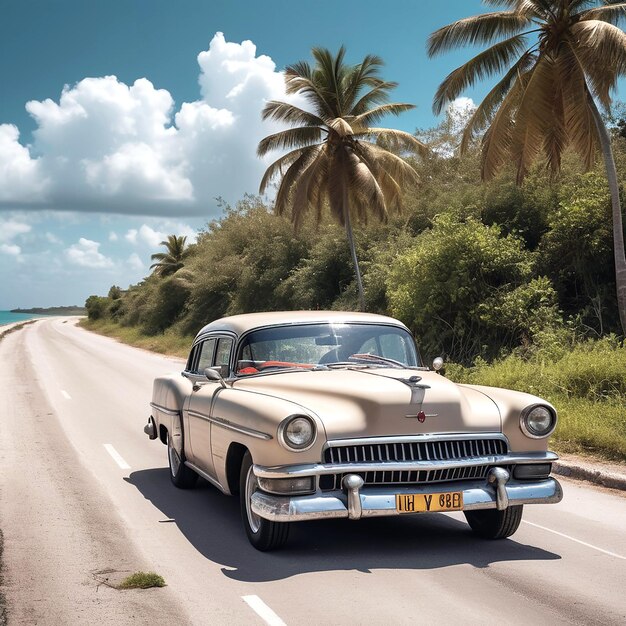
[257,126,324,156]
[342,54,385,109]
[357,128,429,158]
[580,2,626,25]
[432,33,530,114]
[350,82,397,115]
[356,141,421,188]
[274,145,324,217]
[460,50,535,152]
[261,101,326,127]
[571,19,626,108]
[481,70,531,180]
[351,103,415,126]
[327,153,347,225]
[427,11,531,57]
[291,148,329,229]
[259,147,307,194]
[560,42,599,169]
[510,55,557,182]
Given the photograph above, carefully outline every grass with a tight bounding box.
[117,571,166,590]
[447,337,626,462]
[79,319,193,358]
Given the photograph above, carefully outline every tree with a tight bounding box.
[257,47,427,310]
[428,0,626,335]
[150,235,190,277]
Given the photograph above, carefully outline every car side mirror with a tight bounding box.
[204,367,228,388]
[432,357,444,374]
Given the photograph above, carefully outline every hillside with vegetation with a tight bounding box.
[82,107,626,460]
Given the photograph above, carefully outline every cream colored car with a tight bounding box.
[145,311,562,550]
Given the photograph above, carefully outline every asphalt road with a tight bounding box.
[0,318,625,625]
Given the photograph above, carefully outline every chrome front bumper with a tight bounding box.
[250,468,563,522]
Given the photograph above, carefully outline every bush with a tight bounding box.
[85,295,109,321]
[387,215,561,363]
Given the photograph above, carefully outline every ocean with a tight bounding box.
[0,311,47,327]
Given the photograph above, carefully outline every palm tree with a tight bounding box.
[428,0,626,335]
[150,235,190,277]
[257,47,428,311]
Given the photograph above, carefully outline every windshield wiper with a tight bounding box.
[317,361,374,370]
[348,353,405,368]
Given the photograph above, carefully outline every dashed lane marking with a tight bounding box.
[523,520,626,560]
[103,444,131,470]
[60,389,71,400]
[242,595,287,626]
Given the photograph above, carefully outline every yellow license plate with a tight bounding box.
[396,491,463,513]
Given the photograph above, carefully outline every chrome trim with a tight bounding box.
[277,414,317,452]
[343,474,364,520]
[253,451,559,479]
[250,477,563,522]
[487,467,510,510]
[149,402,181,417]
[144,417,157,440]
[184,461,226,491]
[187,409,272,440]
[324,432,509,449]
[520,404,558,439]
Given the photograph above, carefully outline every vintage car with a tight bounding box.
[145,311,563,550]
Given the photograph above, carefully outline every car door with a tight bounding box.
[186,335,233,477]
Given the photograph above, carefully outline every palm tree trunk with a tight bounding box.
[588,94,626,336]
[343,186,365,311]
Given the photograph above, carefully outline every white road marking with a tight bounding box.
[60,390,71,400]
[242,595,287,626]
[523,520,626,560]
[103,444,131,470]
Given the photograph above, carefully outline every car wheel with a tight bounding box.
[167,428,198,489]
[464,505,523,539]
[240,451,290,551]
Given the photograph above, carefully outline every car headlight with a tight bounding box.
[520,405,557,439]
[279,415,316,451]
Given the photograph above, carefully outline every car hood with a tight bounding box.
[232,368,501,439]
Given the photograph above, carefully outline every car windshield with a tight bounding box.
[236,323,420,375]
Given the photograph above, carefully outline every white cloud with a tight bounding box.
[0,219,31,242]
[65,237,114,268]
[137,224,164,247]
[1,243,21,255]
[125,228,138,244]
[45,232,62,244]
[0,33,303,217]
[109,231,118,241]
[447,97,476,132]
[0,125,47,202]
[127,252,144,270]
[124,221,196,247]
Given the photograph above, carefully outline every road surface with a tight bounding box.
[0,318,624,625]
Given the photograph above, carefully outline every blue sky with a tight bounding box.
[0,0,620,309]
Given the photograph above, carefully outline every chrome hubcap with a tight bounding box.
[245,465,262,533]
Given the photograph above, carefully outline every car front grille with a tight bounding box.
[319,437,509,492]
[323,437,507,465]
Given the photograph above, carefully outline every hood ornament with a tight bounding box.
[397,375,430,405]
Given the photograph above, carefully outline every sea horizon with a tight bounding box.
[0,311,48,327]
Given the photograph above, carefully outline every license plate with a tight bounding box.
[396,491,463,513]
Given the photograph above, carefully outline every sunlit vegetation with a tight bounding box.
[84,32,626,460]
[117,571,166,590]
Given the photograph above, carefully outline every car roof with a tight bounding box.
[194,310,409,339]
